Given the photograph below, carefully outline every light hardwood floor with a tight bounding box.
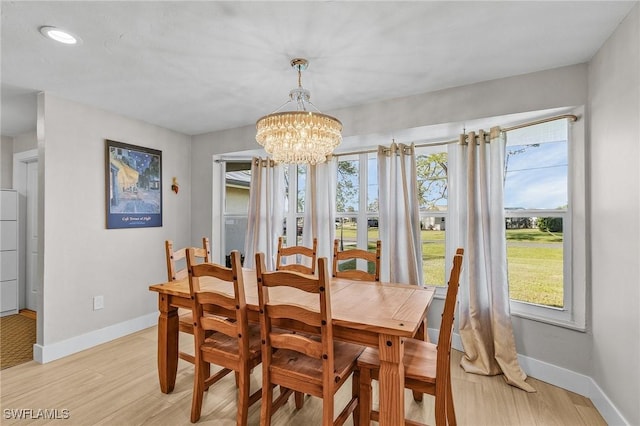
[0,326,606,425]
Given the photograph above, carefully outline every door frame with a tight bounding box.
[13,149,38,312]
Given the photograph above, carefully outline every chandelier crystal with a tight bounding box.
[256,58,342,165]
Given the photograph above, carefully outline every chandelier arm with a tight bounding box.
[270,99,294,114]
[305,100,323,113]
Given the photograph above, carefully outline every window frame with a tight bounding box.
[506,109,586,331]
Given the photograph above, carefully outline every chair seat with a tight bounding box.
[357,338,437,384]
[271,339,364,392]
[201,323,262,361]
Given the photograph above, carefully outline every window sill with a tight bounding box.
[510,305,587,332]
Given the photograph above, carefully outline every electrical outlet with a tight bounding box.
[93,295,104,310]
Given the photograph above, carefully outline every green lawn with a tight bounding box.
[336,224,563,308]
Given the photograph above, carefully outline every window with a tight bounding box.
[335,153,379,274]
[504,116,586,329]
[214,109,585,330]
[416,145,448,286]
[222,161,252,266]
[282,165,306,246]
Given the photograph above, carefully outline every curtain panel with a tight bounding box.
[378,142,423,285]
[243,157,284,270]
[303,157,337,263]
[451,128,534,392]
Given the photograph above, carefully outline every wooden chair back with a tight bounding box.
[276,236,318,275]
[257,253,334,382]
[332,239,381,281]
[165,237,210,282]
[439,248,463,359]
[256,252,362,425]
[186,249,261,423]
[186,249,249,348]
[164,237,211,365]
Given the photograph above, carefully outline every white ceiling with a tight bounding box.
[1,1,636,138]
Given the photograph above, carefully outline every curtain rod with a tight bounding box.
[333,113,579,158]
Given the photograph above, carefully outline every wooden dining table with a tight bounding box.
[149,268,435,426]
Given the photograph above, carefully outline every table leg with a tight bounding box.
[377,334,405,426]
[157,294,179,394]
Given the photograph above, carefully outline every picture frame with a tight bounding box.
[105,139,162,229]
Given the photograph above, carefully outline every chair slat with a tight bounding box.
[269,333,323,359]
[261,270,321,293]
[276,237,317,275]
[332,239,381,282]
[267,304,322,327]
[199,316,237,338]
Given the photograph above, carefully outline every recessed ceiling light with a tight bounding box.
[39,26,80,45]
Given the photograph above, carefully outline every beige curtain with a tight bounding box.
[303,157,337,263]
[243,157,284,270]
[377,142,423,285]
[453,128,535,392]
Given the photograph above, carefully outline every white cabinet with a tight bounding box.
[1,189,18,316]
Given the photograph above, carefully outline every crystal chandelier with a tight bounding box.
[256,58,342,165]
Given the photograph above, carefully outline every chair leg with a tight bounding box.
[236,369,250,426]
[322,382,334,426]
[203,362,212,391]
[190,357,206,423]
[351,369,360,426]
[294,391,305,409]
[358,367,372,426]
[260,374,273,426]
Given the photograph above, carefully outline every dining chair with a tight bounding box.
[165,237,211,365]
[357,248,464,426]
[186,249,262,424]
[332,239,381,281]
[276,236,318,275]
[255,252,364,426]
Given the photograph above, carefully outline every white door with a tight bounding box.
[26,160,38,311]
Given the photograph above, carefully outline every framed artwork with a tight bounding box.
[105,139,162,229]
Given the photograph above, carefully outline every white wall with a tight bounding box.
[1,135,13,187]
[588,4,640,425]
[0,131,38,189]
[38,94,192,351]
[14,130,37,154]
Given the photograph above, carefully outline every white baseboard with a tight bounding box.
[33,312,157,364]
[428,329,629,426]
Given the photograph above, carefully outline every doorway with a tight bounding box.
[13,149,39,313]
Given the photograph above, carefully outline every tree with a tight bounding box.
[537,217,563,232]
[416,152,448,209]
[336,160,358,212]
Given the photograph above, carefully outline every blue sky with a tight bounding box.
[503,140,567,209]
